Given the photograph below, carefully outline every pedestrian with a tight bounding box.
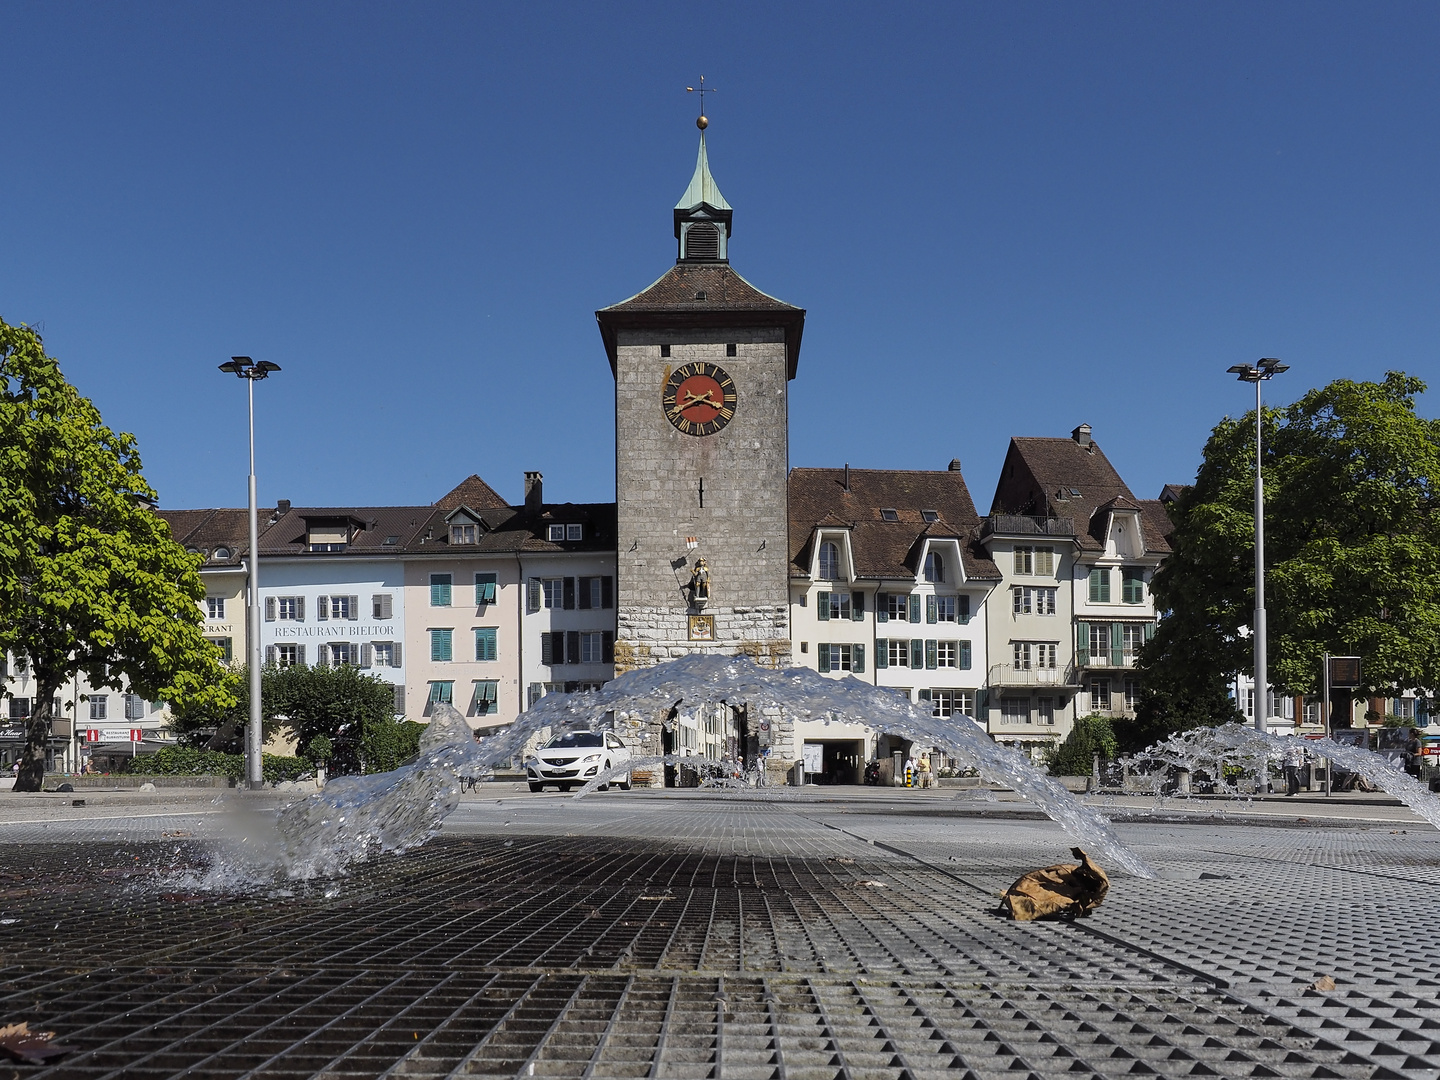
[1283,739,1306,796]
[916,754,931,789]
[1404,728,1422,778]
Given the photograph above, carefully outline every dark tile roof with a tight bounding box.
[400,502,619,557]
[596,263,806,379]
[1138,499,1176,552]
[155,508,260,568]
[1158,483,1190,504]
[989,435,1170,554]
[434,475,509,511]
[256,506,436,557]
[789,467,1001,582]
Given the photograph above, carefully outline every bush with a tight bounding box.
[121,747,312,783]
[362,721,425,774]
[1045,715,1119,776]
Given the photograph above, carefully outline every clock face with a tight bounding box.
[662,362,737,437]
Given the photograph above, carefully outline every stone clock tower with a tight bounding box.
[597,124,804,672]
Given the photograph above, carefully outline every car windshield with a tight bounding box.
[543,731,604,749]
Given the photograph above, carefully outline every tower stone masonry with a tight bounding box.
[597,129,804,673]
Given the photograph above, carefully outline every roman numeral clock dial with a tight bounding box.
[661,362,737,436]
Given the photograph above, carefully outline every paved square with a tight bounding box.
[1,790,1437,1079]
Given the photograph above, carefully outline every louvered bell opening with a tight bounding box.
[684,221,720,260]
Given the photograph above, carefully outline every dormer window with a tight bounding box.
[924,552,946,583]
[213,546,232,560]
[451,524,477,545]
[548,524,583,542]
[306,520,351,552]
[880,509,899,522]
[921,510,938,523]
[818,541,840,581]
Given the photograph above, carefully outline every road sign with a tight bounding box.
[86,729,100,742]
[130,729,143,742]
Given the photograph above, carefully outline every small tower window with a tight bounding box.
[660,345,671,358]
[685,221,720,260]
[818,541,840,581]
[726,343,737,357]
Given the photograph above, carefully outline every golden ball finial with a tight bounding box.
[696,114,708,130]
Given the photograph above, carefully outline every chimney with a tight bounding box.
[524,471,543,511]
[1071,424,1092,448]
[843,464,850,492]
[276,499,291,514]
[948,458,962,472]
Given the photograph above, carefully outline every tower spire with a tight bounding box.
[674,88,732,263]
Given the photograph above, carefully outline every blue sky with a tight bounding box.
[3,2,1436,512]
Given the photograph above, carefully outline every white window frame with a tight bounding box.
[541,578,564,609]
[935,595,957,623]
[206,597,225,620]
[887,639,910,667]
[936,641,957,668]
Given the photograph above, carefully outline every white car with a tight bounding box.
[527,731,631,793]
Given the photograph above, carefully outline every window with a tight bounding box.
[541,578,565,609]
[1122,624,1146,657]
[1035,642,1056,669]
[89,695,108,721]
[430,629,453,662]
[924,552,945,583]
[660,344,671,358]
[373,642,396,667]
[1035,547,1055,576]
[213,546,232,560]
[1013,547,1033,575]
[936,641,957,668]
[884,594,912,622]
[328,642,353,666]
[725,343,737,357]
[1090,677,1112,710]
[276,644,300,669]
[887,639,910,667]
[929,595,954,623]
[9,698,30,720]
[567,524,583,541]
[1088,567,1111,603]
[921,509,938,523]
[548,524,565,541]
[817,643,863,673]
[1013,586,1057,615]
[474,628,497,662]
[124,694,145,720]
[580,631,605,663]
[275,596,304,621]
[207,636,233,662]
[1013,642,1056,669]
[1303,697,1322,724]
[451,524,477,545]
[931,689,959,717]
[473,680,498,715]
[1122,568,1145,604]
[330,595,354,620]
[880,508,899,522]
[430,574,452,607]
[822,592,851,621]
[428,681,454,705]
[578,576,614,609]
[373,593,394,619]
[1393,697,1416,719]
[1124,679,1140,712]
[1013,642,1031,670]
[818,541,840,580]
[1037,697,1055,725]
[1089,623,1111,660]
[1001,697,1031,724]
[475,573,497,605]
[206,597,225,620]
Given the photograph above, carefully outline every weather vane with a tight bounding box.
[686,75,716,129]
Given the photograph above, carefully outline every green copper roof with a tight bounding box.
[675,132,730,211]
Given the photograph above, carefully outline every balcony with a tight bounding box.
[981,515,1076,539]
[1078,653,1140,670]
[988,663,1081,689]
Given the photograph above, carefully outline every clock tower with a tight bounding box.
[597,124,804,672]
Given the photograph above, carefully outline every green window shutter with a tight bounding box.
[1111,623,1125,666]
[925,639,938,670]
[926,595,937,624]
[911,639,924,668]
[959,641,972,670]
[1076,621,1090,665]
[909,595,921,623]
[816,591,831,621]
[475,628,497,662]
[876,593,888,623]
[527,579,541,613]
[1143,621,1155,642]
[818,643,831,673]
[431,576,452,607]
[975,689,988,715]
[851,592,865,621]
[853,644,865,674]
[958,595,971,624]
[875,639,888,669]
[918,688,932,703]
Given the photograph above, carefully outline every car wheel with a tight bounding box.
[597,761,611,792]
[619,773,632,790]
[528,782,544,793]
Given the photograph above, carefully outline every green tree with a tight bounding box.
[265,663,400,775]
[1144,371,1440,718]
[166,664,286,752]
[1045,715,1118,776]
[0,320,232,791]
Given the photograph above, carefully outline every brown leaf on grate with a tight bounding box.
[1000,847,1110,921]
[0,1021,77,1063]
[1311,974,1337,991]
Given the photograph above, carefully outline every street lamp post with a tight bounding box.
[218,356,281,790]
[1226,357,1289,792]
